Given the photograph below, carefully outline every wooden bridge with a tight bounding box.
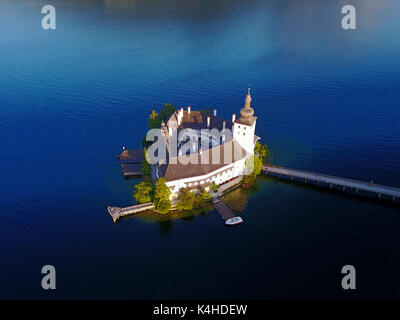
[107,202,154,223]
[212,196,236,221]
[263,164,400,202]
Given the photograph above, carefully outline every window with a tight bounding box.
[243,133,245,136]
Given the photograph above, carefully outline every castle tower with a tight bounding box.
[233,88,257,154]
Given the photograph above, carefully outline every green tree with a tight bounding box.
[245,155,263,178]
[133,181,153,203]
[254,142,270,163]
[210,181,219,193]
[154,177,171,214]
[156,198,171,214]
[177,188,195,211]
[194,187,211,208]
[160,103,176,121]
[141,159,151,177]
[141,148,151,177]
[148,110,161,129]
[149,110,158,120]
[199,107,211,115]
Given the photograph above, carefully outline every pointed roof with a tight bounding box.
[236,87,257,126]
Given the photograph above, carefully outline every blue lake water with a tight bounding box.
[1,0,400,299]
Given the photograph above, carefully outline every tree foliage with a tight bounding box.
[149,110,158,120]
[199,107,211,115]
[177,188,195,211]
[194,187,211,208]
[141,148,151,177]
[147,104,176,129]
[133,181,153,204]
[254,142,270,163]
[210,182,220,193]
[148,110,161,129]
[245,155,262,178]
[156,198,171,214]
[159,103,176,121]
[154,177,171,214]
[241,174,255,189]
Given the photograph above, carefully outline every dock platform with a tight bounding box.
[107,202,154,223]
[263,164,400,202]
[213,196,239,221]
[117,149,144,177]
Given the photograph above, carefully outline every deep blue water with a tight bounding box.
[1,0,400,299]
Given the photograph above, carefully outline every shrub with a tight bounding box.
[154,177,171,214]
[156,198,171,214]
[194,187,211,208]
[177,188,195,211]
[133,181,153,203]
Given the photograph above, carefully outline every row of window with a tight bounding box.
[184,169,234,188]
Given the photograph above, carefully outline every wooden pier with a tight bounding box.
[107,202,154,223]
[263,164,400,202]
[212,196,236,221]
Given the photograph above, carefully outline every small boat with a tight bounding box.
[225,216,243,226]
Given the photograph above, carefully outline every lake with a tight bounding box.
[1,0,400,299]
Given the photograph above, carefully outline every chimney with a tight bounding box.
[232,113,236,122]
[188,106,191,114]
[192,141,196,152]
[222,120,226,131]
[213,109,217,116]
[178,107,183,125]
[207,115,211,127]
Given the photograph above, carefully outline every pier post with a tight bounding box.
[394,196,396,201]
[330,184,333,189]
[378,193,381,199]
[356,188,358,194]
[343,186,346,191]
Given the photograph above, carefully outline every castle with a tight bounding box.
[153,89,260,198]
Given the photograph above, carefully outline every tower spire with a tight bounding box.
[240,87,254,118]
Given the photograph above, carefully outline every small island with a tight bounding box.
[109,89,269,224]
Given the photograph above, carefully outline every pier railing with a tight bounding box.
[107,202,154,223]
[263,164,400,202]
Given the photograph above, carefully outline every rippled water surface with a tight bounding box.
[1,0,400,298]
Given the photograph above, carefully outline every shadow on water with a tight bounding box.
[157,219,174,236]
